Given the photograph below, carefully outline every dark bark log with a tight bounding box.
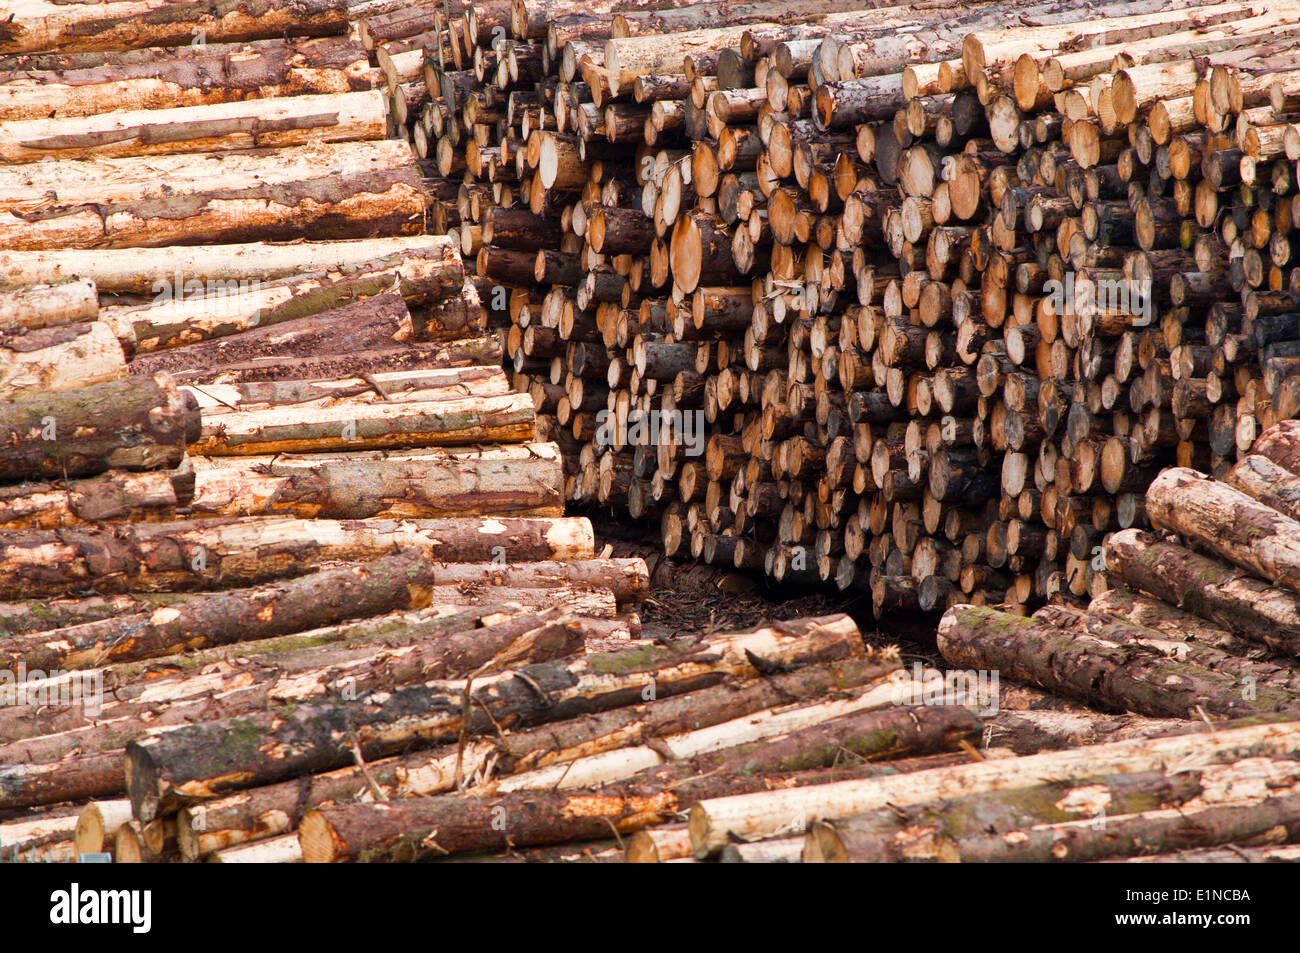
[0,374,197,481]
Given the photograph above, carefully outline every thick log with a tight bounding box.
[0,610,585,809]
[0,321,126,399]
[187,391,535,456]
[126,293,415,378]
[689,720,1300,855]
[936,788,1300,863]
[0,374,197,482]
[182,367,510,414]
[0,140,426,249]
[0,549,497,673]
[0,36,372,121]
[0,238,443,294]
[0,515,595,598]
[1104,529,1300,656]
[1146,467,1300,596]
[298,701,979,861]
[0,467,194,529]
[0,0,351,54]
[0,90,387,163]
[187,442,563,520]
[181,653,897,855]
[936,603,1299,718]
[124,615,864,819]
[805,756,1300,862]
[162,339,502,387]
[0,279,98,332]
[102,241,462,354]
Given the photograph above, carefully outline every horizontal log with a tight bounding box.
[0,374,197,482]
[0,140,425,249]
[0,514,595,598]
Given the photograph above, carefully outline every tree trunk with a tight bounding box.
[103,241,461,354]
[937,603,1299,719]
[0,140,426,249]
[0,237,442,294]
[0,0,351,55]
[187,441,562,520]
[163,338,501,387]
[126,293,414,377]
[297,698,977,861]
[0,374,197,482]
[0,514,595,598]
[0,612,584,811]
[125,615,864,819]
[0,806,80,864]
[1146,467,1300,597]
[805,755,1300,861]
[688,719,1300,856]
[1105,529,1300,656]
[188,391,535,456]
[0,90,387,164]
[177,651,898,857]
[0,321,126,399]
[938,789,1300,862]
[0,466,194,529]
[0,36,372,121]
[0,279,98,332]
[2,609,585,760]
[0,548,495,673]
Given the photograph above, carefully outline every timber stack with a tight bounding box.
[0,0,648,862]
[366,0,1300,615]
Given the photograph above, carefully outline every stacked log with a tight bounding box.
[373,0,1300,618]
[0,0,657,863]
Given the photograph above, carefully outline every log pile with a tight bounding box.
[0,0,658,863]
[10,0,1300,869]
[369,0,1300,617]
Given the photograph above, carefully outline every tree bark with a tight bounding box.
[937,603,1300,719]
[689,719,1300,856]
[1146,467,1300,597]
[0,321,126,399]
[125,615,864,819]
[0,89,387,163]
[0,279,98,333]
[0,514,595,598]
[0,140,426,250]
[0,374,197,482]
